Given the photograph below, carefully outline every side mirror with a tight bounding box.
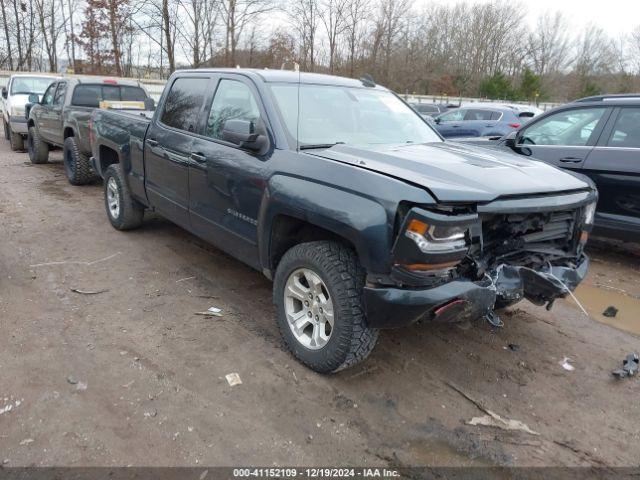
[28,93,39,104]
[434,117,442,124]
[502,130,518,148]
[222,119,266,152]
[1,87,7,99]
[144,97,155,111]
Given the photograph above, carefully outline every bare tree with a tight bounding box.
[219,0,274,67]
[176,0,219,67]
[343,0,369,77]
[288,0,319,70]
[527,12,571,78]
[319,0,346,73]
[378,0,409,84]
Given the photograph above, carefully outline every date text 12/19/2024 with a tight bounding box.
[232,468,401,478]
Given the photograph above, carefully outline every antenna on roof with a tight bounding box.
[360,74,376,87]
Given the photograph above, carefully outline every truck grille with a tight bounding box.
[479,209,577,265]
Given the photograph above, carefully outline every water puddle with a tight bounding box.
[407,439,493,467]
[568,284,640,335]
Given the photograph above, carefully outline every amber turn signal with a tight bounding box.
[407,219,428,235]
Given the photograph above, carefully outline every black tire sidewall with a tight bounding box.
[27,128,35,161]
[63,137,76,181]
[274,244,364,373]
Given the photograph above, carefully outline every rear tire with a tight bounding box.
[64,136,96,185]
[273,241,379,373]
[9,126,24,151]
[27,126,49,164]
[3,119,9,140]
[103,164,144,230]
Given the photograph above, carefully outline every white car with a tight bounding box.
[2,74,59,151]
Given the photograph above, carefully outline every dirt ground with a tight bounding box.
[1,141,639,468]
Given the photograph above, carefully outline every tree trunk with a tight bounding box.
[0,0,13,69]
[108,0,122,76]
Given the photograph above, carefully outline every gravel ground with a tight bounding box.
[1,141,639,467]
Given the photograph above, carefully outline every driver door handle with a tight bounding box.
[559,157,583,163]
[190,152,206,163]
[146,139,159,147]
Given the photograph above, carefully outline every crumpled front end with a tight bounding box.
[364,190,596,328]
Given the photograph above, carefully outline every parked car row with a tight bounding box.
[1,73,151,185]
[460,94,640,241]
[2,69,607,373]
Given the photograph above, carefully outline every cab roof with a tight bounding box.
[176,68,386,89]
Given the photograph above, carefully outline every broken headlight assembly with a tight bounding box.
[392,208,477,274]
[579,200,597,246]
[583,201,596,225]
[404,220,468,254]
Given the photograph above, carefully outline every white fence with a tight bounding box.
[404,94,562,112]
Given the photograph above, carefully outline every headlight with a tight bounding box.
[583,202,596,225]
[10,105,25,116]
[405,219,468,253]
[391,209,476,274]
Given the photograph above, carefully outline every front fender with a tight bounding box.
[258,175,393,274]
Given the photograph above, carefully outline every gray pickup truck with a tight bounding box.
[89,69,596,372]
[26,77,149,185]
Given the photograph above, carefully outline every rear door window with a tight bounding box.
[607,108,640,148]
[160,77,210,133]
[439,109,465,121]
[41,83,57,106]
[464,109,494,121]
[54,82,67,105]
[72,85,102,107]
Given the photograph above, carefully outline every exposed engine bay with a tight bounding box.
[377,191,596,328]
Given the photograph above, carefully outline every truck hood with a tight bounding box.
[307,142,590,203]
[7,93,42,109]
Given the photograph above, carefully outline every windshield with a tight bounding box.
[10,76,56,95]
[269,83,442,147]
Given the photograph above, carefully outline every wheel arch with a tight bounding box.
[96,145,121,178]
[258,175,392,278]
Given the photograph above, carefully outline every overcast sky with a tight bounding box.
[421,0,639,36]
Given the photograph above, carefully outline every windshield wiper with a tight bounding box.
[299,142,344,150]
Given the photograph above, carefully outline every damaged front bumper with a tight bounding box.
[363,253,589,329]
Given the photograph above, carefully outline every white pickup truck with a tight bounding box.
[2,73,58,151]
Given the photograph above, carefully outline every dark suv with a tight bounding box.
[492,95,640,240]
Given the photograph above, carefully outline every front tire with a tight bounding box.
[274,241,379,373]
[64,136,96,185]
[103,164,144,230]
[27,126,49,164]
[9,125,24,151]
